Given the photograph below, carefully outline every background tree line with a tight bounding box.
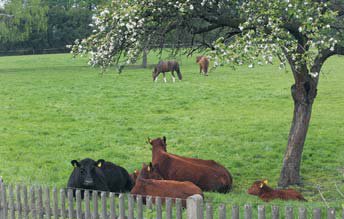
[0,0,108,53]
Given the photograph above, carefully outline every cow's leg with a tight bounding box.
[200,66,202,74]
[154,73,158,82]
[171,72,176,83]
[163,73,167,83]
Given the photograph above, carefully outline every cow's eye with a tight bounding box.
[80,168,86,174]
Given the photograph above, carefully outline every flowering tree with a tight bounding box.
[72,0,344,187]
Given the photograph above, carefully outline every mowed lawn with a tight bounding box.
[0,53,343,208]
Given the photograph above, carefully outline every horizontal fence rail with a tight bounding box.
[1,182,343,219]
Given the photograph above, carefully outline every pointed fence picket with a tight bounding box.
[1,182,343,219]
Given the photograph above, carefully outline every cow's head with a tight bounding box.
[148,136,167,152]
[152,67,158,81]
[247,179,268,196]
[70,158,105,188]
[196,56,202,63]
[139,162,163,180]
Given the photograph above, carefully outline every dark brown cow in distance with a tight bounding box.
[149,136,233,193]
[130,163,203,207]
[152,61,182,82]
[196,56,209,76]
[247,180,307,202]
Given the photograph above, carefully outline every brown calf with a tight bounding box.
[130,163,203,207]
[247,180,307,202]
[149,136,233,193]
[129,170,139,185]
[129,163,163,186]
[196,56,209,75]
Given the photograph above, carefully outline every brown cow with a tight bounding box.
[196,56,209,76]
[129,163,163,186]
[129,169,139,185]
[247,180,307,202]
[149,136,233,193]
[130,163,203,207]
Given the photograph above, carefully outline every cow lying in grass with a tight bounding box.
[247,180,307,202]
[149,136,233,193]
[130,163,203,207]
[67,158,133,197]
[129,163,163,186]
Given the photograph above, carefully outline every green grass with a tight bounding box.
[0,53,343,210]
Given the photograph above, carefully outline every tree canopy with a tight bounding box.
[73,0,344,187]
[0,0,48,43]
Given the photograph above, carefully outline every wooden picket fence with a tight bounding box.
[0,182,343,219]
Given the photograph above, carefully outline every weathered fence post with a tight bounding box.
[118,193,125,219]
[93,191,99,219]
[232,205,239,219]
[37,187,43,219]
[175,198,182,219]
[258,205,265,219]
[23,185,29,219]
[16,185,22,219]
[285,206,293,219]
[299,207,307,219]
[313,208,321,219]
[59,189,66,219]
[109,192,116,219]
[244,204,252,219]
[206,202,213,219]
[101,192,108,219]
[156,197,162,219]
[76,190,82,219]
[271,206,279,219]
[136,195,143,219]
[53,188,58,219]
[30,186,37,219]
[327,208,335,219]
[219,204,226,219]
[9,185,14,219]
[1,183,7,219]
[45,187,51,219]
[84,191,91,219]
[186,194,203,219]
[146,196,153,219]
[67,189,74,219]
[128,194,134,219]
[166,197,172,219]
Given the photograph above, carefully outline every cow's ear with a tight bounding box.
[147,137,152,144]
[71,160,80,168]
[96,159,105,168]
[149,162,153,170]
[163,136,166,144]
[263,179,268,185]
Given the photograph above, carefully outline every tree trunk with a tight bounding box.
[142,49,148,68]
[278,100,313,186]
[278,68,318,187]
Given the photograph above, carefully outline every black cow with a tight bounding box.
[67,158,133,196]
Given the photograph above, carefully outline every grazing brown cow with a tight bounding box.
[152,61,182,82]
[196,56,209,76]
[149,136,233,193]
[130,163,203,207]
[247,180,307,202]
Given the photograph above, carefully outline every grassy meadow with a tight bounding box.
[0,52,343,211]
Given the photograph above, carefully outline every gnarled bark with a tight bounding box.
[278,67,318,187]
